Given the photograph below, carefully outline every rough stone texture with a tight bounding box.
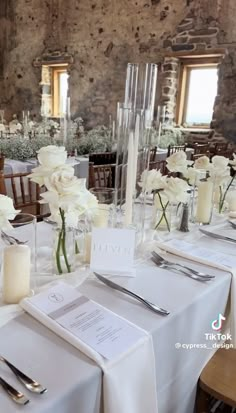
[0,0,235,140]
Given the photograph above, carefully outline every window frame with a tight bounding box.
[52,64,68,118]
[177,57,220,128]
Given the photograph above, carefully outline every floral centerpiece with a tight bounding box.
[29,145,98,274]
[186,154,236,214]
[139,151,190,231]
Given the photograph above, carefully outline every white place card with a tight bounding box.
[24,282,144,360]
[90,228,136,277]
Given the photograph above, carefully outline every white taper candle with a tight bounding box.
[124,132,134,226]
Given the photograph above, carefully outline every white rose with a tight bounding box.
[45,169,83,195]
[29,164,74,187]
[183,167,197,186]
[194,156,211,170]
[139,169,166,193]
[37,145,67,168]
[211,155,229,170]
[0,195,21,230]
[210,167,230,186]
[166,151,193,174]
[163,177,189,203]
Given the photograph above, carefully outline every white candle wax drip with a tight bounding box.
[2,245,31,304]
[196,181,214,224]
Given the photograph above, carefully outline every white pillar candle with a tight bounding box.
[196,181,214,224]
[124,132,134,226]
[2,245,31,304]
[93,204,109,228]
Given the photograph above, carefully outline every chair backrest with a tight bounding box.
[192,153,210,162]
[150,146,157,162]
[167,145,186,157]
[89,152,117,165]
[4,172,46,220]
[0,155,5,172]
[214,142,229,152]
[88,163,116,188]
[192,143,210,155]
[149,160,167,174]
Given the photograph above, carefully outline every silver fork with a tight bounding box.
[0,376,30,405]
[152,251,215,280]
[0,356,47,394]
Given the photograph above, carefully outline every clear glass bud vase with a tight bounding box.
[53,226,75,275]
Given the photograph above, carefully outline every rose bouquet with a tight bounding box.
[29,145,98,273]
[186,154,236,213]
[139,154,189,231]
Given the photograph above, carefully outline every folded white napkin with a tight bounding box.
[0,303,23,328]
[21,283,158,413]
[155,238,236,345]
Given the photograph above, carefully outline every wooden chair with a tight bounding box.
[89,152,117,165]
[193,144,210,155]
[192,153,210,162]
[0,155,5,195]
[167,144,186,157]
[88,163,116,188]
[195,347,236,412]
[149,160,167,174]
[150,146,157,162]
[3,172,47,221]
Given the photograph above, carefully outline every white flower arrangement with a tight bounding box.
[139,165,189,231]
[0,195,20,230]
[166,151,193,174]
[29,145,98,273]
[190,154,236,213]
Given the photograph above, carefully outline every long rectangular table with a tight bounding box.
[0,222,232,413]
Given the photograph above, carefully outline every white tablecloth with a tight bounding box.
[0,222,232,413]
[4,157,89,180]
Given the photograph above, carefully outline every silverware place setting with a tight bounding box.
[94,272,170,316]
[0,355,47,404]
[199,228,236,244]
[0,376,29,405]
[1,230,27,246]
[151,251,215,282]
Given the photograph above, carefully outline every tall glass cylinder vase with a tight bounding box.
[115,105,150,238]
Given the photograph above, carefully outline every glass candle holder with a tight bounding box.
[1,213,36,303]
[89,187,115,228]
[190,170,214,225]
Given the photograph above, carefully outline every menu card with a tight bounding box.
[23,282,144,360]
[157,239,236,271]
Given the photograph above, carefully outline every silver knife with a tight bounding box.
[94,272,170,316]
[199,228,236,244]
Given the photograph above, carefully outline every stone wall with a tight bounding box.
[0,0,236,139]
